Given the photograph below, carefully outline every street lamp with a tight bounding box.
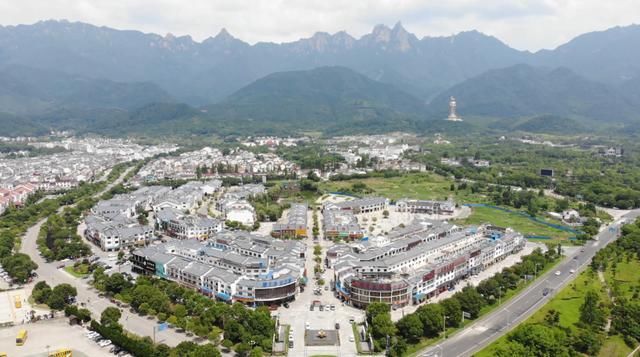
[443,314,448,339]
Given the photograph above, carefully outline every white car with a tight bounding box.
[305,322,310,329]
[349,335,355,342]
[569,269,575,274]
[555,271,561,276]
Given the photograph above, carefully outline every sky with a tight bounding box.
[0,0,638,51]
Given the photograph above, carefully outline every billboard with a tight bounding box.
[540,168,554,177]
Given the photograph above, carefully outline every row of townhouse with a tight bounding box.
[155,207,223,240]
[324,197,389,214]
[271,203,308,238]
[131,232,306,305]
[84,214,154,252]
[215,184,265,226]
[330,221,525,309]
[322,209,365,240]
[85,180,223,251]
[395,199,456,215]
[0,183,38,214]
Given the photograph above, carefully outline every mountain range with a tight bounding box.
[1,20,640,136]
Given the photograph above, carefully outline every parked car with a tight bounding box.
[335,322,340,329]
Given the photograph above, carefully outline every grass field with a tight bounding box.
[321,173,575,242]
[459,206,573,241]
[476,269,607,356]
[604,258,640,299]
[320,173,489,202]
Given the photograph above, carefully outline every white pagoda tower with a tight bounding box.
[446,96,463,121]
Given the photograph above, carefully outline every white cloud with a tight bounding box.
[0,0,637,51]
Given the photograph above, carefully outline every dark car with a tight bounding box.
[335,322,340,329]
[543,287,550,296]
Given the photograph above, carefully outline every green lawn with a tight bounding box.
[476,269,606,357]
[460,206,573,242]
[604,258,640,299]
[598,335,633,357]
[64,265,90,278]
[352,323,363,354]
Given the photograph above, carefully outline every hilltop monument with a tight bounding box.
[446,96,463,121]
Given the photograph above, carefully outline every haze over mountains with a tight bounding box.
[1,20,640,136]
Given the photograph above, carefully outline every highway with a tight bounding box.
[418,209,640,357]
[18,166,188,347]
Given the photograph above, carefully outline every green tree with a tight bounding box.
[1,253,38,283]
[572,329,602,355]
[579,290,605,329]
[101,307,122,331]
[416,304,444,338]
[508,323,570,356]
[47,283,77,310]
[544,309,561,327]
[189,344,221,357]
[440,298,462,327]
[32,281,52,304]
[104,273,130,294]
[366,302,390,325]
[396,313,423,343]
[454,286,486,319]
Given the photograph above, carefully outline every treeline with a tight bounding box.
[32,281,79,310]
[414,140,640,209]
[366,246,561,355]
[92,272,274,355]
[37,159,148,261]
[276,144,345,171]
[0,142,68,158]
[37,199,94,261]
[592,219,640,347]
[91,315,224,357]
[0,162,129,282]
[491,219,640,355]
[329,170,405,182]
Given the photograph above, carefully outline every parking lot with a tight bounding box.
[0,320,113,356]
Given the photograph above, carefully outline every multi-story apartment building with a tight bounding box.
[330,220,525,309]
[271,203,308,238]
[131,232,306,305]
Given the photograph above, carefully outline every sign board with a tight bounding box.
[540,168,554,177]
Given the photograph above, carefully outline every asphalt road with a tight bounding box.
[18,166,189,347]
[419,210,640,357]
